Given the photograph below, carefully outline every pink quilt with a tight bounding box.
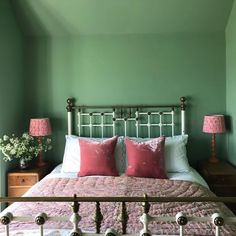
[1,176,236,235]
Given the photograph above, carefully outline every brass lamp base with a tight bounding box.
[36,151,46,167]
[208,133,219,163]
[208,156,219,163]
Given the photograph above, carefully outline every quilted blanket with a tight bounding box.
[1,176,236,235]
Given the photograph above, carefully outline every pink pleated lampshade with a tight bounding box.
[203,115,226,134]
[29,118,52,137]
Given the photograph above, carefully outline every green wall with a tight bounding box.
[226,1,236,166]
[0,0,25,200]
[26,33,226,166]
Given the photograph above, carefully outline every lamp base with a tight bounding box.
[208,133,219,163]
[36,160,47,167]
[36,150,46,167]
[208,156,219,163]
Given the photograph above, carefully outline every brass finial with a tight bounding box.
[66,98,74,112]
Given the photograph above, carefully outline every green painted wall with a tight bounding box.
[226,1,236,166]
[0,0,25,201]
[26,33,226,167]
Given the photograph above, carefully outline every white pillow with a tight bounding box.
[127,135,190,173]
[165,135,190,172]
[61,135,81,173]
[61,135,126,174]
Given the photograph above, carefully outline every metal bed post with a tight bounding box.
[89,113,93,137]
[70,195,81,236]
[78,109,81,136]
[35,212,48,236]
[159,112,163,136]
[101,113,104,138]
[212,213,224,236]
[147,112,151,138]
[66,98,74,135]
[135,109,139,137]
[180,97,186,135]
[0,212,12,236]
[171,108,175,136]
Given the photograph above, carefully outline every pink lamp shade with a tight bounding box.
[29,118,52,137]
[203,115,226,134]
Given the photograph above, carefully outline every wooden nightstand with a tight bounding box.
[198,161,236,214]
[8,163,51,198]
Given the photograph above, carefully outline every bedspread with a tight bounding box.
[1,176,236,235]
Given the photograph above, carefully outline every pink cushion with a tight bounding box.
[125,137,167,178]
[78,136,119,177]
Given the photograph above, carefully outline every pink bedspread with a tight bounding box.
[1,176,236,235]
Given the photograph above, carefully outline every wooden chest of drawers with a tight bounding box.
[8,164,51,198]
[198,161,236,214]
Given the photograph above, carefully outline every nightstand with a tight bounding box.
[198,161,236,214]
[8,163,51,198]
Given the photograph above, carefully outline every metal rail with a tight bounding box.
[1,195,236,236]
[1,196,236,203]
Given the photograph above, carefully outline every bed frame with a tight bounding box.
[66,97,186,137]
[1,97,236,236]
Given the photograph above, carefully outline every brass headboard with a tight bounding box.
[66,97,186,138]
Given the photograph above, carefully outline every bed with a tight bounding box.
[0,97,236,236]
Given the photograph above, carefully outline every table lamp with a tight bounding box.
[29,118,52,167]
[203,115,226,163]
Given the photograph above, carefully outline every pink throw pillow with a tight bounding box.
[125,137,167,178]
[78,136,119,177]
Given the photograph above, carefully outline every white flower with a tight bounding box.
[22,133,28,138]
[6,144,12,151]
[10,149,16,155]
[3,135,9,141]
[46,138,51,144]
[0,132,52,162]
[9,138,14,144]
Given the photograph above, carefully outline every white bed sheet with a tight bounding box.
[47,164,209,189]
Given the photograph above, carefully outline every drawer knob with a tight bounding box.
[21,179,25,183]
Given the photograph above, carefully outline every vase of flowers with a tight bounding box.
[0,133,52,169]
[19,157,29,169]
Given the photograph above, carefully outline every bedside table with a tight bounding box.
[8,163,51,198]
[198,161,236,214]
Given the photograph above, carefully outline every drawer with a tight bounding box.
[8,175,38,186]
[225,203,236,215]
[208,175,236,185]
[211,185,236,196]
[8,187,29,197]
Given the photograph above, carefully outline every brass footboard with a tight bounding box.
[1,195,236,236]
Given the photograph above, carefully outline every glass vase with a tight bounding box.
[19,158,29,170]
